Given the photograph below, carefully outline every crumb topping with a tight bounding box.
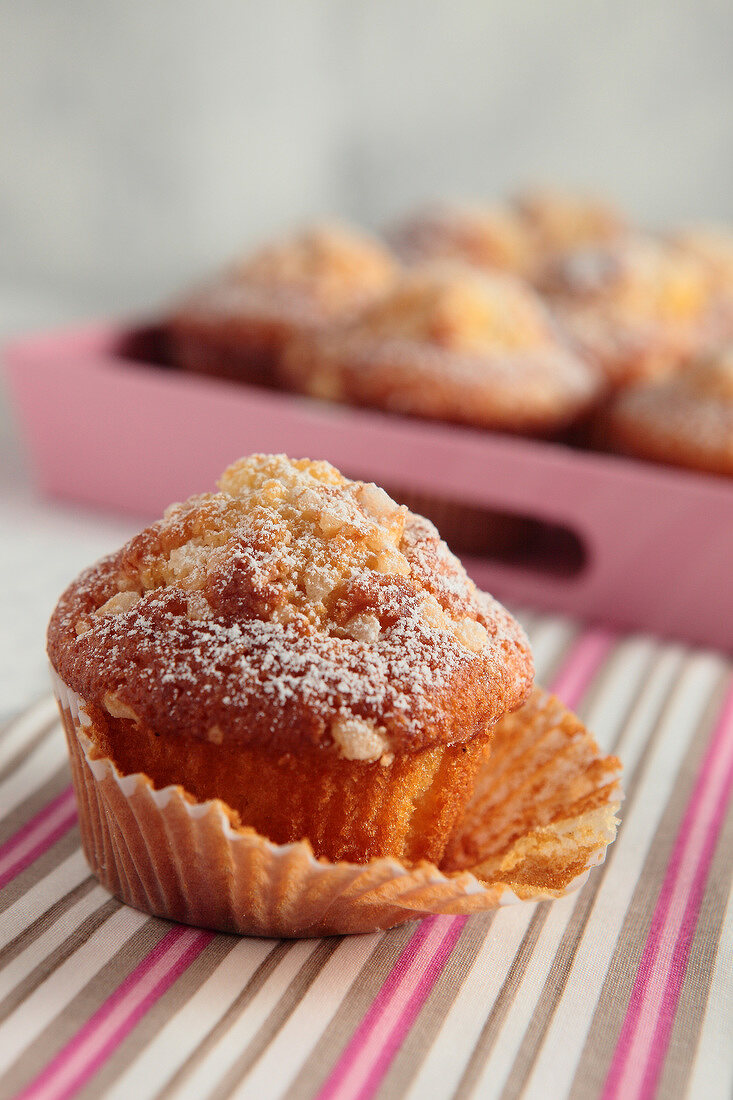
[48,455,534,759]
[280,266,601,431]
[389,204,536,277]
[190,224,398,324]
[513,189,628,253]
[543,238,709,323]
[345,265,553,354]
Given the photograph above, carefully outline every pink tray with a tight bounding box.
[4,322,733,651]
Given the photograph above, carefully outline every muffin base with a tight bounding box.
[52,673,622,937]
[82,706,489,866]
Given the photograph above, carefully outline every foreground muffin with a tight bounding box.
[603,347,733,476]
[48,456,622,935]
[540,236,714,386]
[49,454,533,866]
[280,264,602,435]
[166,223,398,386]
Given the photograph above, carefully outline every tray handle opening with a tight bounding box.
[386,486,588,580]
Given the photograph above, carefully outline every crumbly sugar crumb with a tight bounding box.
[48,455,534,759]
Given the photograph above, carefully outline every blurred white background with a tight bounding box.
[2,0,733,325]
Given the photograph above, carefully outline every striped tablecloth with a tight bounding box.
[0,614,731,1100]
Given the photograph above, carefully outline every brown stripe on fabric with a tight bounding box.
[0,896,120,1023]
[655,781,733,1100]
[0,825,80,916]
[568,666,731,1100]
[155,940,294,1100]
[76,932,241,1100]
[282,924,414,1100]
[0,873,95,969]
[495,646,672,1100]
[1,916,172,1099]
[375,914,496,1100]
[0,762,71,846]
[452,905,548,1100]
[0,716,61,786]
[209,938,341,1100]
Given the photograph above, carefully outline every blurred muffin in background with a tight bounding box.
[671,226,733,343]
[602,346,733,476]
[280,262,602,434]
[388,202,537,279]
[166,223,399,387]
[513,188,629,261]
[539,236,714,387]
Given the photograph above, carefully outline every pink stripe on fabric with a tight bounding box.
[17,926,213,1100]
[318,917,462,1100]
[0,787,76,890]
[550,628,616,711]
[603,684,733,1100]
[318,627,611,1100]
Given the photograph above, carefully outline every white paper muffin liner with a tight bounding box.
[51,670,621,937]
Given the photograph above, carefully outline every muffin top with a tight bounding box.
[672,226,733,291]
[280,264,602,433]
[388,203,536,278]
[513,188,628,256]
[540,236,713,384]
[174,223,399,327]
[48,455,533,761]
[605,347,733,476]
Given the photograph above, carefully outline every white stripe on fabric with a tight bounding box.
[0,850,89,951]
[0,885,109,998]
[0,701,59,772]
[103,937,278,1100]
[0,736,68,823]
[233,933,384,1100]
[0,906,147,1075]
[522,616,578,684]
[171,941,321,1100]
[406,907,536,1100]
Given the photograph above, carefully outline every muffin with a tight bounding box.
[279,264,603,435]
[49,455,622,935]
[513,187,629,260]
[165,223,399,386]
[388,202,537,279]
[539,236,714,387]
[48,454,533,866]
[603,346,733,476]
[672,226,733,344]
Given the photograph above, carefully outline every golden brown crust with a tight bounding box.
[540,236,716,386]
[48,455,533,758]
[279,264,603,434]
[166,223,399,384]
[603,347,733,476]
[78,700,490,864]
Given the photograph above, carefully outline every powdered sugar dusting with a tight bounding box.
[47,455,533,757]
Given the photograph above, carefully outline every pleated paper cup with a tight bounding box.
[51,670,622,938]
